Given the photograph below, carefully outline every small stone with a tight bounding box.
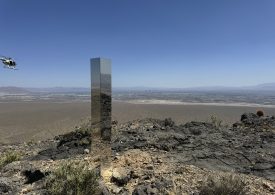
[156,159,163,163]
[263,182,275,192]
[84,149,90,154]
[133,184,159,195]
[130,170,139,179]
[111,167,130,186]
[112,120,118,125]
[147,165,154,170]
[177,146,183,150]
[111,186,122,194]
[0,177,12,193]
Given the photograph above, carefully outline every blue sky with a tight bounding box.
[0,0,275,88]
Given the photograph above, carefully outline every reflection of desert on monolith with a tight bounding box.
[90,58,111,141]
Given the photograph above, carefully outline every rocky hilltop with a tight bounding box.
[1,113,275,194]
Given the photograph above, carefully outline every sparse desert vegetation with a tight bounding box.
[0,150,22,169]
[45,161,100,195]
[210,115,223,128]
[1,113,275,194]
[199,174,248,195]
[257,110,265,117]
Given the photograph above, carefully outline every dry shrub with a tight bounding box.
[45,161,100,195]
[210,115,223,128]
[164,118,175,127]
[199,173,248,195]
[0,150,22,169]
[256,110,264,117]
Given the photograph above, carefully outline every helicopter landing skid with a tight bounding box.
[3,66,17,70]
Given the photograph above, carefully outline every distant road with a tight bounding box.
[1,101,275,144]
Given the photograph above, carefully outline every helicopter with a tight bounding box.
[0,56,17,70]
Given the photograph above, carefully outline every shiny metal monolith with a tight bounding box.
[91,58,112,141]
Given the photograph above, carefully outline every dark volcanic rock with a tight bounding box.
[56,130,91,148]
[132,184,159,195]
[0,177,12,194]
[239,112,275,128]
[132,178,172,195]
[23,169,48,184]
[111,115,275,181]
[241,113,260,125]
[1,113,275,194]
[163,118,175,127]
[31,130,91,160]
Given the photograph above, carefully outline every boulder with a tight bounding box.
[241,113,259,125]
[0,177,13,194]
[111,167,130,186]
[23,169,48,184]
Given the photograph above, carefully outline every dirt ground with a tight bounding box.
[1,101,275,144]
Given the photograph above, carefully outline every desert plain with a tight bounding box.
[1,100,275,144]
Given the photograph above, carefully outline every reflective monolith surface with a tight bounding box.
[91,58,112,141]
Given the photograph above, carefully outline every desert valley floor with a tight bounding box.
[1,101,275,144]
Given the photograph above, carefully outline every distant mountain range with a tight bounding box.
[0,87,90,94]
[1,83,275,94]
[26,87,90,93]
[114,83,275,92]
[0,87,31,94]
[245,83,275,91]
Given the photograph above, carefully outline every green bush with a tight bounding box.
[45,161,100,195]
[0,150,22,169]
[199,174,248,195]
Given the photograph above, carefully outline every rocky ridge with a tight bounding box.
[0,113,275,194]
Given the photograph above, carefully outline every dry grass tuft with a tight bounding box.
[199,173,248,195]
[45,161,100,195]
[210,115,223,129]
[0,150,22,169]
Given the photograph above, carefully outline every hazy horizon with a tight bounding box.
[2,81,275,91]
